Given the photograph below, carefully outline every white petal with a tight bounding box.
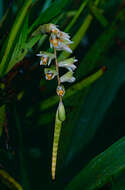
[69,65,77,71]
[48,58,52,66]
[40,60,43,65]
[74,59,78,62]
[50,42,53,48]
[60,76,75,83]
[64,39,73,44]
[58,63,76,71]
[36,54,47,57]
[60,71,76,83]
[69,77,76,83]
[50,24,59,31]
[63,45,72,53]
[60,31,70,39]
[50,33,57,40]
[36,54,43,56]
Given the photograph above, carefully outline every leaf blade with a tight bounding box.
[65,137,125,190]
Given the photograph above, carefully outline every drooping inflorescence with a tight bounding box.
[36,24,77,180]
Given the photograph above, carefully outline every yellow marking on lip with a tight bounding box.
[43,61,47,65]
[57,89,65,96]
[52,29,58,34]
[59,90,64,96]
[50,39,58,47]
[41,57,48,65]
[46,73,53,80]
[59,38,63,42]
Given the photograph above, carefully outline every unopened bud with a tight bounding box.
[57,101,66,122]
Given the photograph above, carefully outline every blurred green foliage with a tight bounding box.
[0,0,125,189]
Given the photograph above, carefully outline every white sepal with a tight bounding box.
[60,71,76,83]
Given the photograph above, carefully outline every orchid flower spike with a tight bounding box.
[36,23,78,180]
[36,51,55,66]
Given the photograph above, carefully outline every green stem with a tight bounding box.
[54,48,62,102]
[54,48,60,86]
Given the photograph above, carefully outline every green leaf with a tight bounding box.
[58,10,125,174]
[29,0,72,34]
[111,171,125,190]
[65,54,125,166]
[0,0,32,78]
[65,136,125,190]
[6,15,29,73]
[23,34,41,50]
[0,169,23,190]
[59,0,100,60]
[65,0,89,33]
[89,3,109,28]
[59,14,93,60]
[41,0,52,12]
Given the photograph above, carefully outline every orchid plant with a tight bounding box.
[36,24,78,180]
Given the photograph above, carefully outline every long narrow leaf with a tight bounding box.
[65,137,125,190]
[29,0,72,34]
[0,169,23,190]
[6,15,29,73]
[0,0,32,78]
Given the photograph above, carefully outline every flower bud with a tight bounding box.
[32,24,58,36]
[57,101,66,122]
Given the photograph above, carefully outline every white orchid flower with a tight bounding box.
[36,51,55,66]
[58,57,77,71]
[60,71,76,83]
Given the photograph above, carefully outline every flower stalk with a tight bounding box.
[54,47,62,102]
[36,23,77,180]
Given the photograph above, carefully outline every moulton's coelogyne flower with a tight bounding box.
[44,67,57,80]
[36,51,55,66]
[49,24,73,53]
[58,57,78,71]
[60,71,76,83]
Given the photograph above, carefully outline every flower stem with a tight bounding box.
[54,48,62,102]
